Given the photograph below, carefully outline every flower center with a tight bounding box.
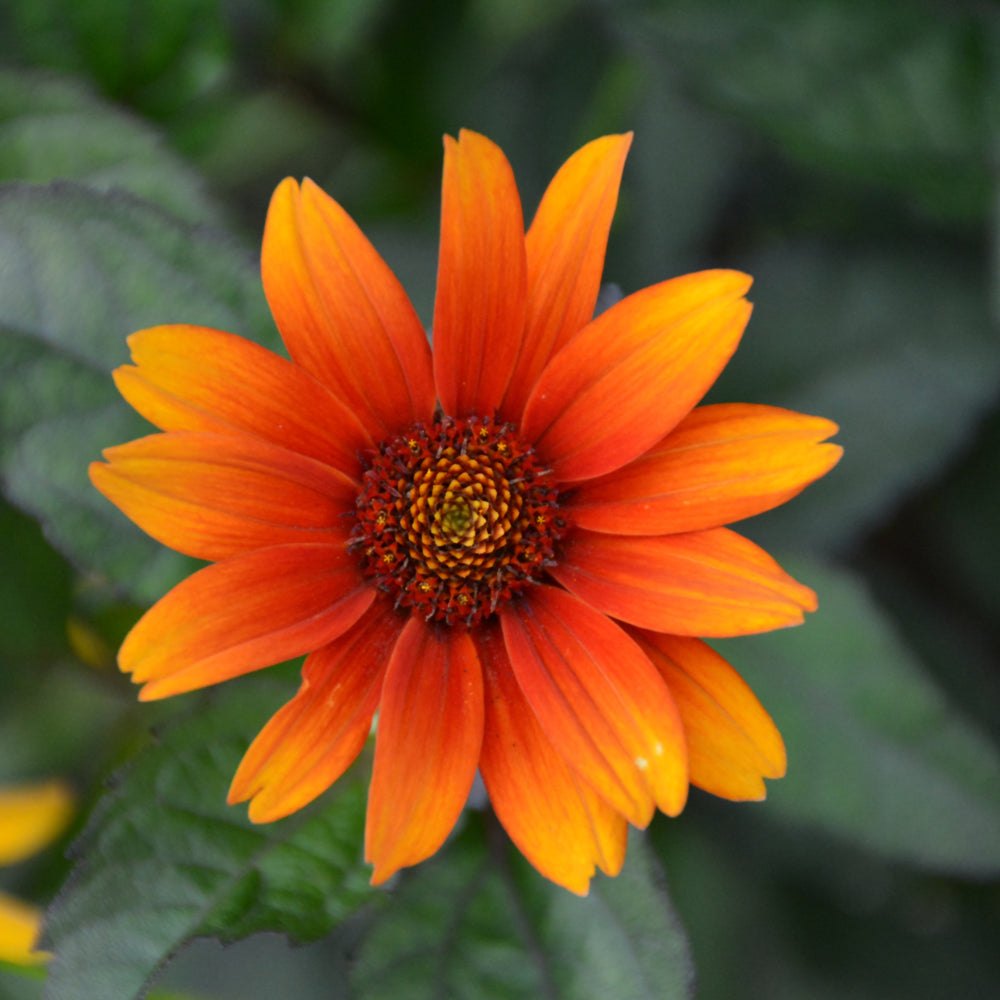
[349,415,565,626]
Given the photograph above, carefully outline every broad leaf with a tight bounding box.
[42,678,378,1000]
[617,60,744,290]
[1,0,229,114]
[351,819,694,1000]
[0,499,72,670]
[637,0,995,220]
[0,70,224,225]
[727,558,1000,874]
[0,182,274,602]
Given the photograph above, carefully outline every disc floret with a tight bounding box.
[350,415,565,626]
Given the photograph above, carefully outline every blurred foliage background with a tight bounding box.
[1,0,999,998]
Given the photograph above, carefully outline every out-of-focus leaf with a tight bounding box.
[727,558,1000,874]
[190,88,345,200]
[0,964,45,1000]
[616,57,744,288]
[0,183,274,603]
[710,241,1000,551]
[467,0,577,47]
[0,499,72,670]
[0,664,126,786]
[0,70,225,225]
[42,678,378,1000]
[1,0,231,116]
[351,820,693,1000]
[636,0,995,220]
[912,408,1000,630]
[270,0,391,65]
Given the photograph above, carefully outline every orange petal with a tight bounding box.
[365,617,483,884]
[433,130,527,418]
[0,891,47,966]
[114,324,373,474]
[0,780,74,866]
[229,599,406,822]
[521,271,753,482]
[262,178,435,438]
[552,528,818,637]
[476,622,627,894]
[500,586,687,827]
[631,631,786,801]
[568,403,842,534]
[90,432,355,562]
[122,544,375,700]
[499,133,633,422]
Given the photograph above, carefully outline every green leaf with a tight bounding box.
[0,662,126,785]
[272,0,394,66]
[614,57,745,290]
[726,558,1000,874]
[0,182,274,603]
[710,241,1000,551]
[351,818,694,1000]
[1,0,231,116]
[0,69,225,225]
[42,678,379,1000]
[0,497,72,670]
[0,966,44,1000]
[637,0,995,220]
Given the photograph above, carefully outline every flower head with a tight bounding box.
[90,131,841,894]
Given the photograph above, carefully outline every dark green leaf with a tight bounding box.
[0,663,126,785]
[42,678,378,1000]
[636,0,995,220]
[351,818,694,1000]
[0,70,225,225]
[0,965,45,1000]
[0,498,72,669]
[614,58,745,290]
[0,183,274,602]
[272,0,393,66]
[1,0,231,115]
[727,557,1000,874]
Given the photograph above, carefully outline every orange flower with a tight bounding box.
[90,131,841,894]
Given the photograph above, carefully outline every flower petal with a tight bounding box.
[500,586,687,827]
[631,631,786,800]
[114,324,372,473]
[0,781,74,866]
[521,271,753,482]
[262,178,435,437]
[90,432,355,562]
[476,622,627,894]
[122,544,374,700]
[433,129,527,418]
[229,599,406,822]
[568,403,842,534]
[0,892,47,965]
[499,133,632,422]
[366,617,484,884]
[552,528,818,637]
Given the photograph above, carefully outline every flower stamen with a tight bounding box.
[351,415,565,626]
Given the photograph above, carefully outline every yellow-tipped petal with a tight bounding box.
[0,892,48,966]
[633,632,786,800]
[0,780,73,866]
